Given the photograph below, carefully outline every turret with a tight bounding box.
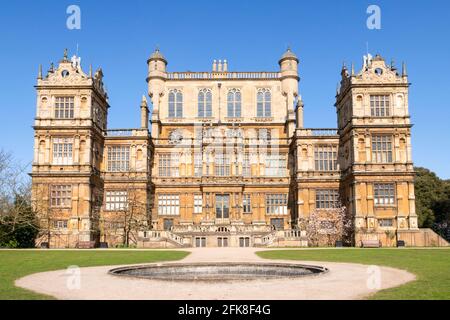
[279,47,300,94]
[147,48,168,138]
[279,47,300,134]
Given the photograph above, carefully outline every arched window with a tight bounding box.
[227,89,241,117]
[168,89,183,118]
[257,88,271,117]
[198,89,212,117]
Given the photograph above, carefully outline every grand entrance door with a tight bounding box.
[163,218,173,231]
[215,194,230,219]
[270,218,284,230]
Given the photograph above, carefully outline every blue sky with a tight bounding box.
[0,0,449,178]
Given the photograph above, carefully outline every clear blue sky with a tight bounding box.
[0,0,449,178]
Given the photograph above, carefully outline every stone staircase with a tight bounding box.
[138,228,308,248]
[138,230,190,248]
[256,229,308,247]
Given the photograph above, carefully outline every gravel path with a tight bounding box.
[15,248,415,300]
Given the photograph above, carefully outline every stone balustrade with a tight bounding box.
[105,128,149,137]
[167,71,281,80]
[296,128,339,137]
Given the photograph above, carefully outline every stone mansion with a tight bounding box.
[31,48,425,248]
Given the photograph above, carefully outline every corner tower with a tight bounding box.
[147,48,168,138]
[335,55,417,244]
[31,50,108,248]
[279,48,300,137]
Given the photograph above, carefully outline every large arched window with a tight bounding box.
[168,89,183,118]
[227,89,241,117]
[257,88,271,117]
[198,89,212,117]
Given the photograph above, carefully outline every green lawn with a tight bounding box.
[0,250,189,300]
[257,248,450,300]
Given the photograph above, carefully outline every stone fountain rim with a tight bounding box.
[108,262,329,282]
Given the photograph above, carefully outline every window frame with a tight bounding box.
[198,88,212,118]
[158,153,180,177]
[52,220,68,229]
[378,218,394,228]
[314,145,338,171]
[193,194,203,214]
[257,88,271,117]
[107,145,130,172]
[168,89,183,118]
[105,190,128,211]
[315,189,340,209]
[264,153,287,177]
[371,135,393,163]
[194,152,203,177]
[50,185,72,208]
[214,152,231,177]
[52,137,73,165]
[265,194,288,215]
[370,95,391,117]
[157,194,180,216]
[227,88,242,118]
[374,183,396,206]
[242,153,251,177]
[54,96,74,119]
[243,194,252,214]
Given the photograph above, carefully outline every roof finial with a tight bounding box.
[341,62,349,78]
[391,59,396,70]
[63,48,68,60]
[141,94,147,107]
[351,62,355,75]
[402,61,407,77]
[38,64,42,79]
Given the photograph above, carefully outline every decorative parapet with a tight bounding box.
[296,128,339,137]
[166,71,281,81]
[37,50,108,100]
[105,128,149,137]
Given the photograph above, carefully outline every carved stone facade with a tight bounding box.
[31,49,424,248]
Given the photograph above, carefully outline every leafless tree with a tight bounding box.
[100,172,150,247]
[0,149,38,246]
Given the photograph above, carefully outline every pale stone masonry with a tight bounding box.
[32,48,441,248]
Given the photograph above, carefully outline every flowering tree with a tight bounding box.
[302,204,354,247]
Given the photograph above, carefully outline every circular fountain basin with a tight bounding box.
[109,262,328,281]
